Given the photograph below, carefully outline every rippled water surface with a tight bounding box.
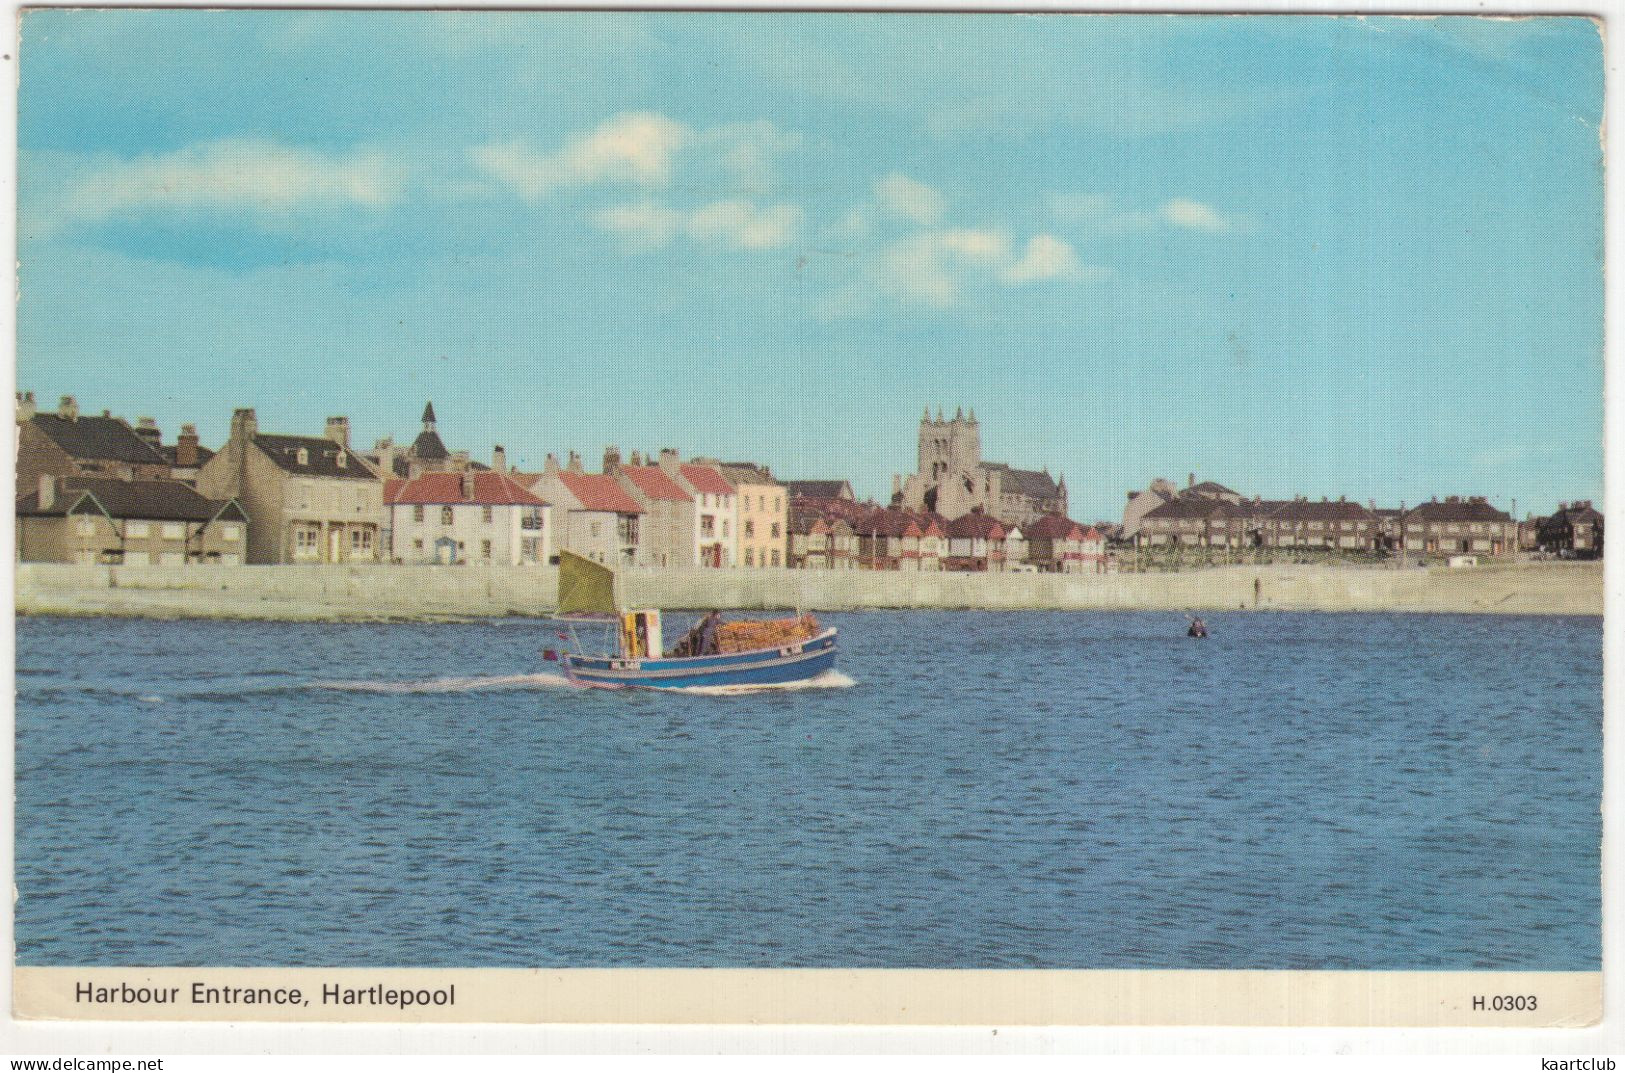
[15,611,1601,969]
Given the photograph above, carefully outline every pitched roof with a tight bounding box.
[386,472,546,507]
[254,434,379,480]
[718,463,781,488]
[786,480,852,500]
[411,428,450,461]
[1404,498,1512,524]
[1025,514,1085,540]
[29,413,169,466]
[985,463,1060,500]
[1144,496,1239,520]
[157,443,216,468]
[557,471,642,514]
[1186,481,1240,498]
[1268,499,1377,522]
[622,466,692,503]
[680,463,733,496]
[18,477,245,522]
[947,511,1006,539]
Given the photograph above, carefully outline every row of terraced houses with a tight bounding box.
[13,392,1601,568]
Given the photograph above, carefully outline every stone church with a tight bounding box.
[895,407,1067,526]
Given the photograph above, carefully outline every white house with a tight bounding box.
[385,471,550,566]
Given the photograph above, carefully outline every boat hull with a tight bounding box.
[563,628,838,690]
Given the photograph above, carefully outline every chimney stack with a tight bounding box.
[544,452,560,476]
[658,448,680,477]
[629,450,643,467]
[176,424,200,467]
[16,391,35,422]
[462,472,476,501]
[603,445,621,474]
[37,474,54,511]
[567,451,583,474]
[1188,473,1195,489]
[231,407,258,442]
[58,395,78,421]
[325,416,351,450]
[135,417,161,447]
[492,445,507,473]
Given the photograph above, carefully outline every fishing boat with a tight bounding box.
[544,550,839,690]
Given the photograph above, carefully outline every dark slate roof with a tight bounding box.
[254,434,379,480]
[29,414,169,466]
[985,463,1060,500]
[18,478,246,522]
[411,428,450,461]
[1267,499,1377,523]
[1404,498,1512,524]
[1143,496,1240,520]
[1025,514,1085,540]
[1186,481,1240,498]
[786,480,852,500]
[718,463,781,487]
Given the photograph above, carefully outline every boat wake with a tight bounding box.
[651,670,858,696]
[310,673,576,694]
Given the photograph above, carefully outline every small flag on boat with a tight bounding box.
[543,649,559,662]
[556,631,569,640]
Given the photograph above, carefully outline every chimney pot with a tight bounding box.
[176,424,201,467]
[492,445,507,473]
[58,395,78,420]
[231,407,258,441]
[325,416,351,450]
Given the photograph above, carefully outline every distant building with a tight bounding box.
[1137,495,1254,548]
[366,402,486,479]
[897,407,1066,526]
[196,408,383,564]
[668,456,735,568]
[785,480,854,501]
[1121,475,1240,539]
[789,496,864,569]
[1261,498,1380,551]
[384,471,550,566]
[1537,501,1604,558]
[944,510,1008,571]
[1024,514,1102,573]
[528,453,643,567]
[607,448,696,568]
[16,394,174,486]
[1399,497,1516,557]
[16,474,247,566]
[717,462,786,569]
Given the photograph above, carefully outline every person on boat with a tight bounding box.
[1188,617,1208,639]
[698,610,723,655]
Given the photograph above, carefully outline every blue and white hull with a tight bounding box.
[563,628,839,690]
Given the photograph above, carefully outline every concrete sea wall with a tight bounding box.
[12,561,1603,620]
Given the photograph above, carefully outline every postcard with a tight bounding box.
[9,10,1605,1029]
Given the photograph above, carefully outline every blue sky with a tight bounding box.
[18,12,1603,521]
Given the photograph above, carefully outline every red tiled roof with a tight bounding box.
[387,472,547,507]
[558,471,643,514]
[1026,514,1084,540]
[622,466,692,502]
[947,512,1006,539]
[680,464,733,496]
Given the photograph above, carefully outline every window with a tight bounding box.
[745,548,756,566]
[482,506,494,524]
[701,516,715,538]
[222,525,240,542]
[770,550,780,566]
[481,539,492,560]
[294,526,320,558]
[590,521,603,538]
[75,517,95,537]
[162,523,185,540]
[126,521,150,538]
[413,505,425,523]
[296,448,309,466]
[744,520,755,538]
[770,523,781,539]
[351,528,373,555]
[617,516,639,545]
[441,506,454,525]
[336,452,347,469]
[413,539,424,552]
[722,520,729,538]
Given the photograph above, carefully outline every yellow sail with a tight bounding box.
[557,549,618,617]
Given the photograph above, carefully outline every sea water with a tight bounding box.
[14,611,1601,969]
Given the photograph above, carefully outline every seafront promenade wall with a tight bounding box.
[12,561,1603,620]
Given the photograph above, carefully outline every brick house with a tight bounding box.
[945,510,1008,571]
[608,449,696,568]
[196,408,384,564]
[17,474,248,565]
[1537,501,1603,558]
[1398,497,1516,557]
[1025,514,1101,573]
[384,471,550,566]
[789,497,864,569]
[1261,498,1381,551]
[16,394,174,486]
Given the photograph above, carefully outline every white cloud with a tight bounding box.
[875,172,947,225]
[593,199,801,252]
[1001,234,1091,284]
[685,200,802,250]
[473,112,691,201]
[878,228,1011,307]
[698,121,804,192]
[49,138,403,230]
[1161,198,1233,233]
[591,201,685,247]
